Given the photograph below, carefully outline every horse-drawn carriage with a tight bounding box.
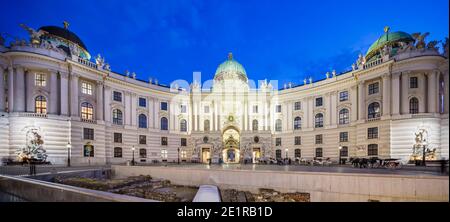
[350,157,402,169]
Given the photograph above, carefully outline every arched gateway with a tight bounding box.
[222,126,240,163]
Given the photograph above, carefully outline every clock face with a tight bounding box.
[228,116,234,122]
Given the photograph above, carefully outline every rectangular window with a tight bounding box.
[368,127,378,139]
[139,97,146,107]
[339,132,348,142]
[410,77,418,88]
[340,146,348,157]
[276,105,282,113]
[113,91,122,102]
[161,102,168,111]
[315,148,323,158]
[114,147,122,158]
[204,106,210,113]
[315,97,323,107]
[35,73,46,86]
[339,91,349,102]
[161,137,168,146]
[368,82,379,95]
[139,135,146,145]
[114,133,122,143]
[181,150,187,159]
[294,101,301,110]
[180,105,187,113]
[368,144,378,156]
[81,82,93,95]
[83,128,94,140]
[181,138,187,146]
[295,136,301,145]
[253,105,258,113]
[275,138,282,146]
[315,134,323,144]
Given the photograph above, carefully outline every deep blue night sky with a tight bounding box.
[1,0,448,88]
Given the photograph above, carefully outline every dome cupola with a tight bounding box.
[214,53,248,82]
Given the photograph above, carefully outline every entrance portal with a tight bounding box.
[252,148,261,163]
[201,148,210,163]
[222,127,240,163]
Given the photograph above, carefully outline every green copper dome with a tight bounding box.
[365,27,414,60]
[214,53,247,80]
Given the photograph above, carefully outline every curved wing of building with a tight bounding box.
[0,23,448,165]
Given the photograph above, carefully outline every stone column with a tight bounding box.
[213,101,218,131]
[7,67,14,112]
[419,73,427,113]
[401,72,409,114]
[330,92,337,126]
[282,102,288,131]
[104,85,111,122]
[0,68,5,111]
[70,73,79,117]
[325,93,331,126]
[382,73,391,117]
[244,100,248,131]
[124,92,131,125]
[444,72,449,114]
[154,99,159,129]
[96,81,104,121]
[50,70,58,114]
[350,85,358,122]
[307,96,314,128]
[287,102,293,130]
[60,72,69,116]
[25,70,34,112]
[132,93,137,127]
[193,101,197,131]
[391,73,401,115]
[427,71,438,113]
[358,81,365,120]
[14,66,25,112]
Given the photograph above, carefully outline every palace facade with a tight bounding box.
[0,23,448,165]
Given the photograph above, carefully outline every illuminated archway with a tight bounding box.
[222,127,240,163]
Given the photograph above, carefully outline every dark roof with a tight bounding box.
[39,26,88,51]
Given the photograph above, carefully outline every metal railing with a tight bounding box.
[77,57,98,69]
[363,58,383,69]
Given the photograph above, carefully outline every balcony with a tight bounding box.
[363,58,383,70]
[81,118,97,124]
[77,57,98,69]
[18,112,48,118]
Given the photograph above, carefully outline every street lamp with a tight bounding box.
[177,147,180,164]
[131,146,135,166]
[66,142,71,167]
[285,148,288,159]
[422,141,427,166]
[338,145,342,165]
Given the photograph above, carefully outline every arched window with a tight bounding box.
[114,147,122,158]
[81,102,94,120]
[112,109,123,125]
[35,96,47,114]
[139,148,147,158]
[252,119,259,131]
[138,114,147,128]
[275,149,282,159]
[294,117,302,130]
[294,149,301,158]
[204,120,210,131]
[339,108,349,124]
[409,97,419,114]
[368,144,378,156]
[160,117,168,130]
[180,119,187,132]
[315,113,324,128]
[368,102,380,119]
[83,144,94,157]
[275,119,282,132]
[340,146,348,157]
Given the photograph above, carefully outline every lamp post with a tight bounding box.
[338,145,342,165]
[177,147,180,164]
[131,146,135,166]
[285,148,288,159]
[66,142,71,167]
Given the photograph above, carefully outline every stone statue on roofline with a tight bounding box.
[426,40,440,51]
[19,24,47,46]
[95,54,105,67]
[412,32,430,49]
[443,37,449,58]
